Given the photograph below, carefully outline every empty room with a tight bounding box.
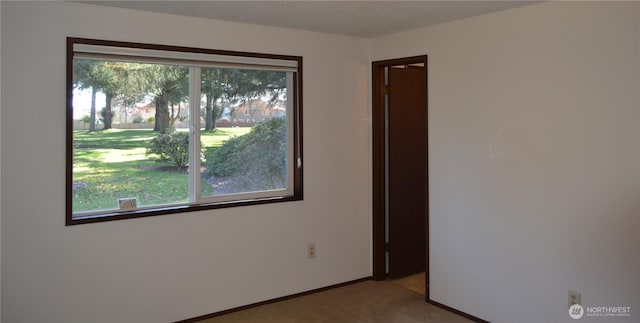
[1,1,639,322]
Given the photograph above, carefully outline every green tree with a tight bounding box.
[112,63,147,124]
[73,60,127,131]
[101,62,137,129]
[137,65,188,134]
[201,68,287,131]
[201,68,230,131]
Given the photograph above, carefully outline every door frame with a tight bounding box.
[371,55,428,296]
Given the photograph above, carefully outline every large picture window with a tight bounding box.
[66,38,303,225]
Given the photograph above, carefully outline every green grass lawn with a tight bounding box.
[72,127,250,215]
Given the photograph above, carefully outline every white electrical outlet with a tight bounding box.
[308,243,316,259]
[569,290,581,308]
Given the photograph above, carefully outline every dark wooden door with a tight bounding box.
[387,66,427,279]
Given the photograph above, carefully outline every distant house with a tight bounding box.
[225,98,285,127]
[125,101,188,128]
[128,101,156,122]
[118,98,282,128]
[75,96,283,129]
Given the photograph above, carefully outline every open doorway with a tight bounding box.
[372,56,428,299]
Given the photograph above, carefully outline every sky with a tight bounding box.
[73,88,105,119]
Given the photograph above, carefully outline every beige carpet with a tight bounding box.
[390,272,426,296]
[198,279,472,323]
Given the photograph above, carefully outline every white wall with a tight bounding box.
[0,2,371,322]
[372,2,640,322]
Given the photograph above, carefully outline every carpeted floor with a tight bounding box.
[390,272,426,296]
[198,278,472,322]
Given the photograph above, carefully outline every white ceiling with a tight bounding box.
[80,1,540,38]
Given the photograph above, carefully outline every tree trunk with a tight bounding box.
[169,102,181,128]
[103,93,113,130]
[212,111,217,130]
[212,105,223,129]
[89,87,97,132]
[154,92,171,133]
[153,97,160,132]
[204,94,213,131]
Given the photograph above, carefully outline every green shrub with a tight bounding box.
[146,129,189,167]
[132,116,144,124]
[207,135,243,176]
[207,117,286,190]
[81,115,91,124]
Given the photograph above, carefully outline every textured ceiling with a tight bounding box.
[80,1,539,38]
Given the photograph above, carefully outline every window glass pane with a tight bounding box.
[68,38,302,224]
[199,68,289,197]
[72,59,192,215]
